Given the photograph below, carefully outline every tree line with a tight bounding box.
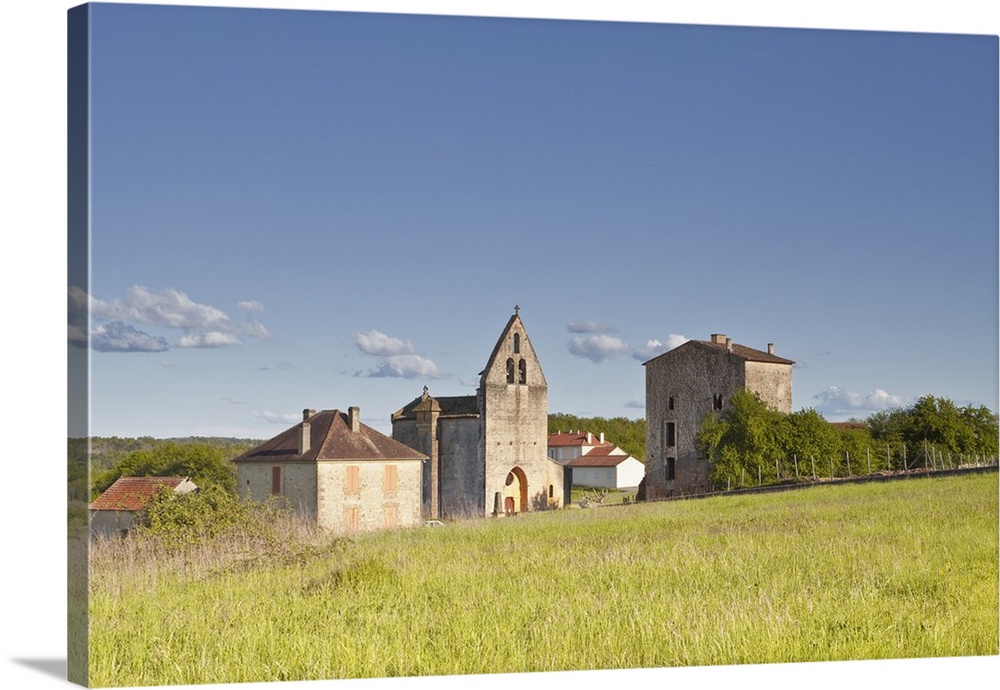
[547,413,646,460]
[695,392,998,490]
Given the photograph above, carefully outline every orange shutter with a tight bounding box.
[345,465,360,495]
[383,464,398,495]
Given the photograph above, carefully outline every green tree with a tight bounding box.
[697,390,786,489]
[782,408,839,476]
[92,442,244,498]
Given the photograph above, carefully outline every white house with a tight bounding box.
[547,431,645,489]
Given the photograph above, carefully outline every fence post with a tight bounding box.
[775,458,780,480]
[812,456,816,479]
[758,465,762,486]
[846,451,852,477]
[794,454,799,478]
[830,457,834,479]
[867,447,871,475]
[887,444,891,471]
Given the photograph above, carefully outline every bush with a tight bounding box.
[136,484,284,545]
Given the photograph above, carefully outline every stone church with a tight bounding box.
[392,307,567,519]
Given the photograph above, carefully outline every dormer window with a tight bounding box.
[513,332,520,354]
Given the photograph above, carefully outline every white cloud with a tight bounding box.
[633,333,689,361]
[237,300,265,312]
[352,329,443,378]
[255,410,299,425]
[93,285,233,331]
[353,330,415,357]
[177,331,242,348]
[91,321,169,353]
[243,318,270,339]
[84,285,269,352]
[259,361,294,371]
[624,398,645,409]
[357,354,443,379]
[812,387,908,418]
[568,334,630,363]
[567,320,617,334]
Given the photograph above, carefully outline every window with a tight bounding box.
[506,358,515,383]
[518,358,527,384]
[271,466,281,494]
[345,465,360,495]
[344,506,360,532]
[666,422,675,447]
[713,394,724,410]
[666,457,676,481]
[548,484,554,499]
[513,332,520,353]
[383,464,398,496]
[668,396,675,410]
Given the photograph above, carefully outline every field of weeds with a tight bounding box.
[88,473,999,687]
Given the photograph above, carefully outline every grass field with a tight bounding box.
[88,473,999,687]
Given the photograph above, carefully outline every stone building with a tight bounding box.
[392,308,566,519]
[642,333,794,498]
[233,407,426,533]
[89,476,198,539]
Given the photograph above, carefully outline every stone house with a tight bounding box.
[233,407,426,533]
[548,431,645,489]
[643,333,794,498]
[89,475,198,539]
[392,308,566,519]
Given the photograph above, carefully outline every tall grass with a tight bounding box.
[88,473,998,686]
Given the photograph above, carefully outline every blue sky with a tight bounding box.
[73,2,998,439]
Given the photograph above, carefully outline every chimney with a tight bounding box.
[599,432,605,444]
[348,406,361,433]
[767,343,775,355]
[586,432,593,444]
[299,409,313,455]
[726,337,733,352]
[711,333,727,344]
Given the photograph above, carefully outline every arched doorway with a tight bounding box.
[503,467,528,515]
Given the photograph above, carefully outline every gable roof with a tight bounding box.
[566,446,635,468]
[89,476,196,512]
[479,308,548,386]
[547,431,606,448]
[234,409,426,464]
[643,338,795,366]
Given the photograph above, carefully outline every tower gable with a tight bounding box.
[479,306,547,389]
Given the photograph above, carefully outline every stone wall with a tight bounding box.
[237,460,317,520]
[439,416,483,518]
[644,343,745,498]
[316,459,422,532]
[745,360,793,413]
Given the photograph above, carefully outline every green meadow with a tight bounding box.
[88,473,998,687]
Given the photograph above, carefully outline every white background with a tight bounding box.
[2,2,997,689]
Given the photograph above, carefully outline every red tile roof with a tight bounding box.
[643,338,795,366]
[234,409,427,463]
[566,447,633,468]
[547,431,608,447]
[89,476,191,512]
